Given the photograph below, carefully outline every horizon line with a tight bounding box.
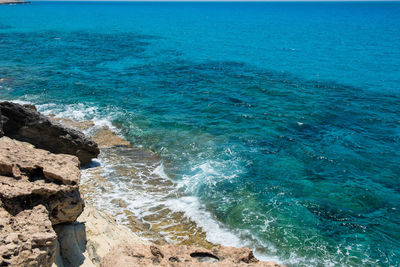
[27,0,400,2]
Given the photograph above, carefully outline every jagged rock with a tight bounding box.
[0,101,99,165]
[100,243,282,267]
[0,137,84,224]
[0,108,3,137]
[0,205,57,267]
[0,136,85,266]
[22,104,37,111]
[47,116,131,148]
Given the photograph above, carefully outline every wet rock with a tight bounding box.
[48,115,95,132]
[92,126,131,148]
[101,244,282,267]
[0,101,99,165]
[48,115,130,149]
[80,145,213,249]
[0,137,84,224]
[22,104,37,111]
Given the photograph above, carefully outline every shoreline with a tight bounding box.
[0,0,29,5]
[0,101,283,266]
[46,113,237,250]
[1,99,282,263]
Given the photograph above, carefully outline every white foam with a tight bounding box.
[92,117,114,129]
[82,151,264,260]
[1,98,289,265]
[36,102,99,121]
[164,196,283,264]
[165,196,242,246]
[0,98,32,105]
[3,100,294,265]
[151,162,169,180]
[178,159,240,194]
[35,102,127,138]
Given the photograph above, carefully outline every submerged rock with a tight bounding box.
[92,126,131,149]
[0,101,99,165]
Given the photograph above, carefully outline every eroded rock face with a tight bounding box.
[0,205,57,267]
[100,244,281,267]
[53,205,150,267]
[0,101,99,165]
[0,137,86,266]
[0,137,84,224]
[0,109,3,137]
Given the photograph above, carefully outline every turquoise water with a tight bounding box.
[1,2,400,266]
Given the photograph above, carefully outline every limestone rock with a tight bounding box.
[101,243,282,267]
[0,101,99,165]
[0,205,57,267]
[92,126,131,148]
[53,205,283,267]
[53,223,88,267]
[0,137,84,224]
[53,205,149,267]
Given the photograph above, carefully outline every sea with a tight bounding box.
[1,1,399,266]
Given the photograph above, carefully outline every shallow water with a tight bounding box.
[1,2,400,266]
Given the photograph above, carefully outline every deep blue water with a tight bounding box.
[1,2,400,266]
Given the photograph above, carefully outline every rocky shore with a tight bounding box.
[0,0,29,5]
[0,102,282,267]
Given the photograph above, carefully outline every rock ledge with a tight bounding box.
[0,137,84,266]
[0,101,99,165]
